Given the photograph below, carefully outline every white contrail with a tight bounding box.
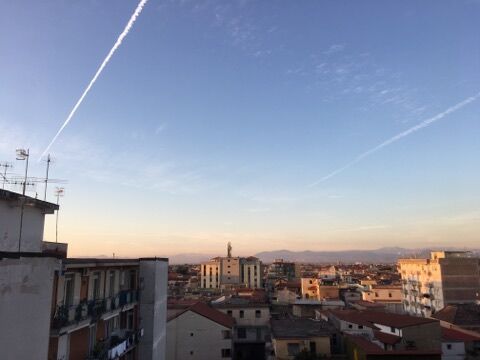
[309,92,480,187]
[39,0,149,160]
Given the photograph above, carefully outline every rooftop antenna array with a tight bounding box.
[1,151,66,201]
[0,162,13,189]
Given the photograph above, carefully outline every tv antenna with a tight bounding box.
[0,162,13,189]
[43,154,53,201]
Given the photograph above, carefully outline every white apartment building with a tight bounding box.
[398,251,480,317]
[200,252,262,290]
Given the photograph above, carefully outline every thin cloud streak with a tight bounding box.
[39,0,149,161]
[309,92,480,187]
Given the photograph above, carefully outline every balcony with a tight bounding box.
[87,329,143,360]
[52,290,139,330]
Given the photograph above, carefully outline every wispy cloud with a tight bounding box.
[39,0,149,160]
[323,44,345,55]
[309,92,480,186]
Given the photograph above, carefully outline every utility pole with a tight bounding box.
[16,149,29,252]
[44,154,51,201]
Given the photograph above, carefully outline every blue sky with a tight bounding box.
[1,0,479,257]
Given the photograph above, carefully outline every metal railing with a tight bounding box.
[52,290,139,329]
[86,328,143,360]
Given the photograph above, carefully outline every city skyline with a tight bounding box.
[1,0,480,257]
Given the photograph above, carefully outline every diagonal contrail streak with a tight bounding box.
[309,92,480,187]
[39,0,149,160]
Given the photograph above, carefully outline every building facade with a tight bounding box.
[200,252,262,290]
[167,302,234,360]
[398,251,480,317]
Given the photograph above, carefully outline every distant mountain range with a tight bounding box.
[169,247,479,264]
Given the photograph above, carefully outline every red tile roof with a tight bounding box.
[346,335,441,356]
[373,330,401,345]
[328,309,438,328]
[441,326,480,342]
[168,302,235,328]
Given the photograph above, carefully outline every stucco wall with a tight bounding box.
[0,201,46,252]
[0,256,60,360]
[167,311,232,360]
[273,337,330,360]
[138,259,168,360]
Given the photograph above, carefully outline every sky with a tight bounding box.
[1,0,480,257]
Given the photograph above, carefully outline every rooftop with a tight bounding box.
[327,309,438,329]
[432,304,480,327]
[441,326,480,342]
[168,302,235,328]
[271,318,335,339]
[0,189,58,213]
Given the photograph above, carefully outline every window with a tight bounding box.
[239,310,244,318]
[390,327,395,333]
[190,351,194,355]
[375,292,379,297]
[309,341,316,354]
[222,330,231,339]
[64,274,75,306]
[447,344,452,350]
[203,266,206,276]
[358,325,363,329]
[389,293,392,298]
[255,310,261,318]
[221,349,231,358]
[92,272,100,300]
[108,271,115,297]
[348,324,353,329]
[227,310,233,316]
[237,328,246,339]
[287,343,300,356]
[190,332,194,337]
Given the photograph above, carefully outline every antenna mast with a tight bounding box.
[43,154,52,201]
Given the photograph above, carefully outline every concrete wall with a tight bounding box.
[0,201,47,252]
[441,341,465,360]
[221,257,240,284]
[218,306,270,327]
[167,311,232,360]
[138,259,168,360]
[242,262,262,289]
[273,337,330,360]
[200,261,220,289]
[0,256,60,360]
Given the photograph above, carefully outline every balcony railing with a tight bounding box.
[52,290,139,329]
[87,329,143,360]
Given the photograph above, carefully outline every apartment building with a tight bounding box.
[0,189,61,360]
[200,249,262,290]
[321,309,442,359]
[49,258,142,360]
[212,293,270,360]
[362,285,403,313]
[398,251,480,317]
[0,189,169,360]
[300,278,340,300]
